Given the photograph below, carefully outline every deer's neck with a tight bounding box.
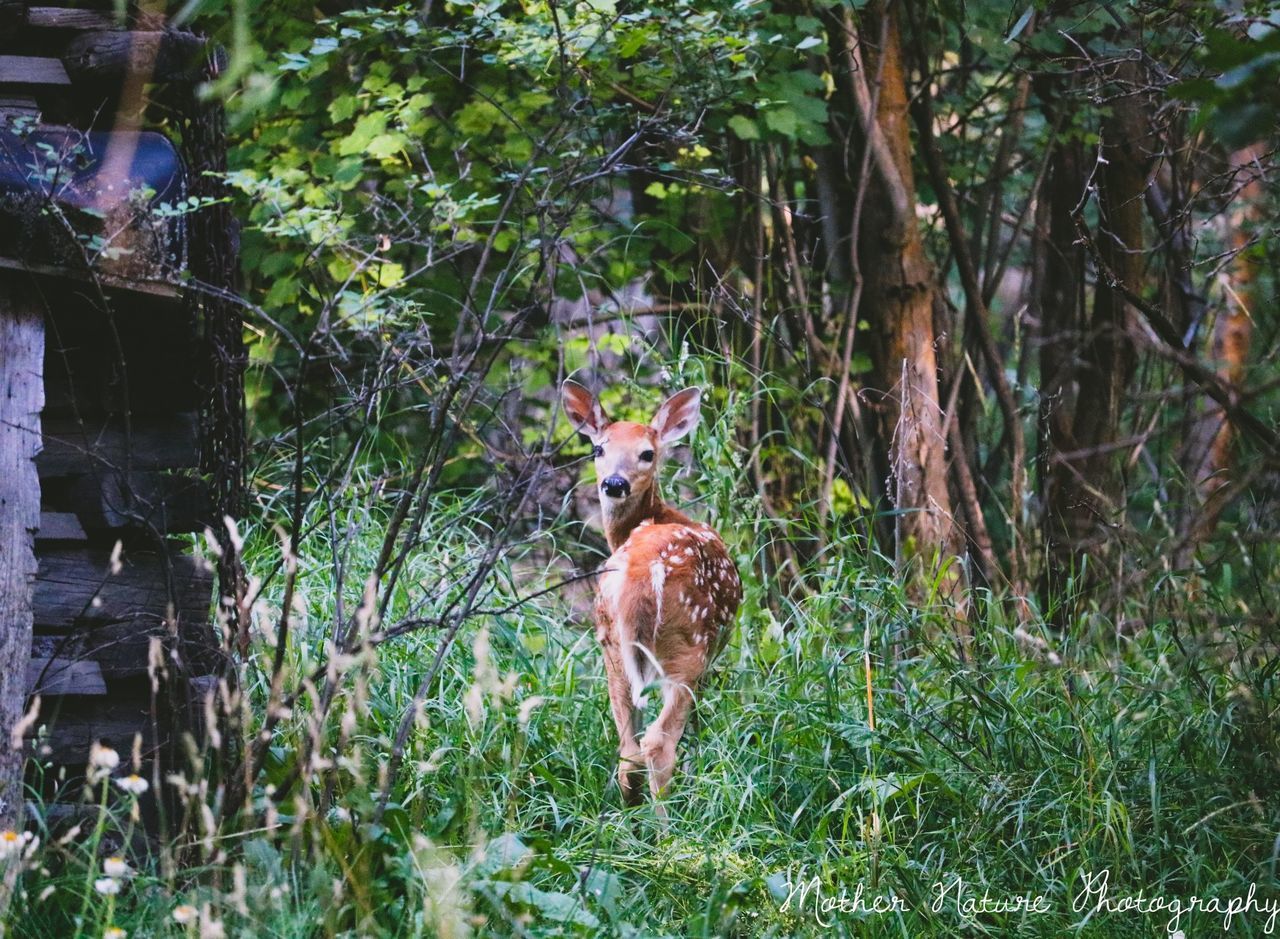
[602,484,689,552]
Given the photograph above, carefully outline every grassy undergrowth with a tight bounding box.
[6,479,1279,937]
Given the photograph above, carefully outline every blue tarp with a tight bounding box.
[0,127,184,208]
[0,125,187,280]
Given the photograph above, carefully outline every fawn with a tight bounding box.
[561,380,742,809]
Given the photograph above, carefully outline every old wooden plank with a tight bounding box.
[62,31,208,84]
[27,6,119,29]
[0,277,44,827]
[90,470,210,532]
[37,413,199,478]
[36,511,88,542]
[56,470,211,533]
[0,256,181,300]
[25,695,161,766]
[32,544,213,632]
[0,56,71,87]
[27,657,106,696]
[32,611,222,680]
[32,626,155,680]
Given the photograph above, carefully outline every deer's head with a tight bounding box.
[561,380,702,506]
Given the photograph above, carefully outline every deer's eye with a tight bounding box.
[639,449,655,462]
[591,445,604,458]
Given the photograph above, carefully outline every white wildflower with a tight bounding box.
[102,856,130,879]
[0,830,25,859]
[172,904,198,924]
[88,743,120,781]
[94,877,121,896]
[114,774,149,795]
[104,928,127,939]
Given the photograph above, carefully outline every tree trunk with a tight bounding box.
[1178,143,1264,562]
[0,279,43,829]
[1034,123,1086,605]
[1045,61,1148,599]
[857,2,961,581]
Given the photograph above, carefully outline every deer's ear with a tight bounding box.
[651,387,702,445]
[561,380,609,441]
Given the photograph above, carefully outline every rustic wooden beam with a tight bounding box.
[26,7,120,29]
[0,257,181,300]
[0,277,44,828]
[64,470,211,533]
[33,544,213,632]
[62,31,208,84]
[24,695,160,766]
[27,657,106,696]
[32,627,154,681]
[37,413,199,478]
[0,56,71,87]
[33,614,220,682]
[36,511,89,543]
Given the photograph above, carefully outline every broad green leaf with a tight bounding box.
[727,114,760,140]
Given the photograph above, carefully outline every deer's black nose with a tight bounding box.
[601,475,631,499]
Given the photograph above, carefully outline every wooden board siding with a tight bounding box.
[33,544,212,632]
[34,627,160,681]
[0,257,181,300]
[0,55,71,86]
[0,9,232,793]
[63,31,209,83]
[36,511,88,542]
[25,695,162,767]
[0,279,44,826]
[26,7,119,30]
[37,413,200,477]
[27,657,106,696]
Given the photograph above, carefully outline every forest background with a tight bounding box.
[6,0,1280,936]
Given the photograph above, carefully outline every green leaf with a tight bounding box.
[581,867,622,916]
[727,114,760,140]
[484,882,600,928]
[336,111,388,156]
[762,107,798,138]
[618,27,649,59]
[328,95,358,123]
[373,262,405,287]
[366,133,405,160]
[475,832,531,876]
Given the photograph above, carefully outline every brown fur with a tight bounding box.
[562,382,742,809]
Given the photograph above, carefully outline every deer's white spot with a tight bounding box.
[650,559,666,626]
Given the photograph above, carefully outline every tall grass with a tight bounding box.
[4,366,1278,938]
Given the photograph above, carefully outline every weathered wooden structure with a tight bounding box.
[0,4,241,823]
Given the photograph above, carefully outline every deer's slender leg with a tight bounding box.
[638,663,699,808]
[599,639,644,803]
